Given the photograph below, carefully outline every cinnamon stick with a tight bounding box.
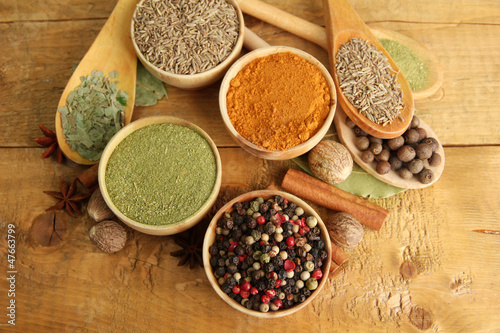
[77,163,99,191]
[281,169,389,231]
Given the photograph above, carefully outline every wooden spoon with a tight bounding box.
[237,0,414,138]
[236,0,443,100]
[55,0,138,165]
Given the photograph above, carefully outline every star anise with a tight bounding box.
[35,124,64,163]
[170,228,204,269]
[44,177,91,217]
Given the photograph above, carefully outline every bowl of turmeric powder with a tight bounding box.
[219,46,337,160]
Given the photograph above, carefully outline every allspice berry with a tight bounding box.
[416,127,427,142]
[389,156,403,171]
[308,140,353,185]
[369,136,383,145]
[375,149,390,162]
[399,167,413,180]
[397,145,416,162]
[89,221,127,253]
[429,152,442,167]
[415,143,433,160]
[407,159,424,174]
[325,212,363,249]
[353,126,368,137]
[370,142,383,155]
[422,137,439,152]
[354,136,370,151]
[361,150,374,163]
[376,161,391,175]
[418,168,434,184]
[410,115,420,129]
[404,129,420,144]
[387,136,404,151]
[345,117,356,129]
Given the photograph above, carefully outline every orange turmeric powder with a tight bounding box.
[226,52,332,151]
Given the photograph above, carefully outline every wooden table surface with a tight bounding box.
[1,0,500,332]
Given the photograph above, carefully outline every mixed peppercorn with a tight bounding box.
[209,195,327,313]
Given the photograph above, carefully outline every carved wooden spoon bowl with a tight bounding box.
[55,0,138,165]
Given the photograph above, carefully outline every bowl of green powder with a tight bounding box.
[98,116,222,235]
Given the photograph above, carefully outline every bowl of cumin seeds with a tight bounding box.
[131,0,244,90]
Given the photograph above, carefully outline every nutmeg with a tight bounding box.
[87,188,115,222]
[325,212,364,249]
[89,220,127,253]
[308,140,353,185]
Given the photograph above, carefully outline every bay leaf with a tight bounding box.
[135,61,168,106]
[291,155,405,198]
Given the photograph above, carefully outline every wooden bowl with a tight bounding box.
[219,46,337,160]
[130,0,245,90]
[98,116,222,235]
[203,189,332,318]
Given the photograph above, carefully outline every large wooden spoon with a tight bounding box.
[237,0,414,138]
[55,0,138,165]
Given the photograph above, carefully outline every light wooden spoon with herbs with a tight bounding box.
[55,0,138,165]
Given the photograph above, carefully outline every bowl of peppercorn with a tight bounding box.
[203,189,332,318]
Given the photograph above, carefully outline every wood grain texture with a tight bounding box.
[1,0,500,331]
[1,147,500,332]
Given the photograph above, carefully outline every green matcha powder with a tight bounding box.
[379,38,429,91]
[105,123,217,226]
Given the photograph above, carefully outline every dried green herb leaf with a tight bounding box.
[59,70,128,161]
[135,61,168,106]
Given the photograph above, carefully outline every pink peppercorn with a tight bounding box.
[286,237,295,247]
[272,299,283,308]
[241,280,251,292]
[240,290,249,299]
[261,294,271,304]
[265,289,276,297]
[312,269,323,280]
[284,260,295,272]
[232,285,241,294]
[250,287,259,295]
[256,216,266,225]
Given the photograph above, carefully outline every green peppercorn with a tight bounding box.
[304,261,315,272]
[306,277,318,291]
[251,229,261,241]
[252,250,262,260]
[250,201,260,212]
[260,253,271,264]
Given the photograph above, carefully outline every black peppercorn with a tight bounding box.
[266,279,277,289]
[256,280,267,291]
[252,270,262,281]
[301,288,311,297]
[227,265,238,274]
[217,258,226,267]
[259,202,269,213]
[209,244,218,256]
[210,256,219,267]
[262,244,271,253]
[291,285,300,294]
[264,262,275,273]
[274,196,284,204]
[228,255,239,265]
[282,222,293,232]
[215,267,226,277]
[298,294,307,303]
[226,277,237,288]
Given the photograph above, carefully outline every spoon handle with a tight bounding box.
[237,0,328,49]
[243,27,271,50]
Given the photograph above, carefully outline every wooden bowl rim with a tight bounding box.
[130,0,245,89]
[219,46,337,160]
[98,116,222,235]
[202,189,332,318]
